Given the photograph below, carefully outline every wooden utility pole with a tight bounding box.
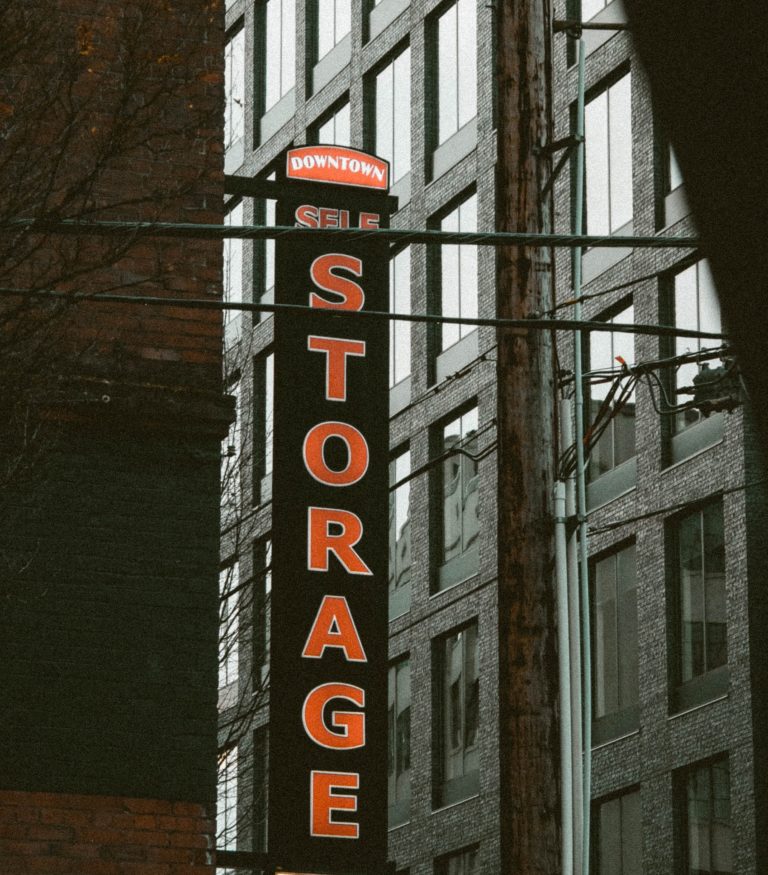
[495,1,561,873]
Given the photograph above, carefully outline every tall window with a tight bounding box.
[224,28,245,160]
[388,657,411,825]
[254,351,274,502]
[680,757,733,875]
[313,100,351,146]
[588,303,635,480]
[436,407,480,587]
[252,197,277,323]
[219,562,240,711]
[674,502,727,687]
[221,380,241,525]
[253,538,272,679]
[593,789,642,875]
[670,261,722,432]
[261,0,295,113]
[224,201,243,344]
[592,543,638,732]
[436,623,479,806]
[437,193,477,351]
[390,247,411,386]
[389,449,411,619]
[584,72,632,234]
[374,46,411,184]
[434,0,477,147]
[315,0,351,61]
[436,846,479,875]
[217,746,238,856]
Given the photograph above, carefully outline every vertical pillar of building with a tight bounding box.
[0,2,226,873]
[495,1,561,872]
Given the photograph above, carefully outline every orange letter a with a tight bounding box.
[303,596,367,662]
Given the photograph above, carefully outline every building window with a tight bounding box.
[221,380,241,525]
[217,746,238,855]
[388,656,411,825]
[434,407,480,589]
[436,844,479,875]
[390,246,411,386]
[584,72,632,234]
[219,562,240,711]
[314,0,351,62]
[433,0,477,148]
[436,623,479,806]
[673,501,727,688]
[312,100,351,146]
[253,727,269,853]
[224,28,245,160]
[373,46,411,184]
[668,142,684,193]
[254,196,276,323]
[224,200,243,344]
[253,538,272,681]
[679,757,733,875]
[592,543,638,738]
[669,260,723,433]
[258,0,295,114]
[593,789,642,874]
[389,448,411,620]
[435,192,477,352]
[254,351,274,503]
[587,303,635,480]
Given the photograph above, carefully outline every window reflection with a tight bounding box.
[387,657,411,823]
[440,624,479,789]
[441,408,479,566]
[389,450,411,617]
[684,759,733,875]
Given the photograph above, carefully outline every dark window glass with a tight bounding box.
[224,29,245,155]
[253,538,272,679]
[593,543,638,718]
[435,0,477,146]
[388,657,411,824]
[221,380,241,525]
[254,351,274,498]
[263,0,295,112]
[390,247,411,385]
[224,200,243,344]
[439,408,479,567]
[671,261,723,432]
[438,624,479,798]
[375,46,411,183]
[253,727,269,853]
[313,100,351,146]
[587,304,635,479]
[584,73,632,234]
[389,450,411,619]
[436,845,479,875]
[676,502,727,683]
[681,758,733,875]
[216,746,238,852]
[438,193,477,351]
[594,789,642,874]
[315,0,351,60]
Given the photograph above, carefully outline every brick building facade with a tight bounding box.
[0,2,226,873]
[218,1,764,873]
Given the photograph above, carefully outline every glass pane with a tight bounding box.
[711,761,733,872]
[443,631,464,780]
[441,203,461,350]
[395,659,411,799]
[393,48,411,181]
[317,0,335,59]
[679,512,705,682]
[458,194,478,339]
[617,544,639,708]
[225,30,245,151]
[376,63,394,170]
[224,201,244,306]
[608,74,633,232]
[335,0,351,43]
[698,260,721,335]
[703,503,726,671]
[457,0,477,130]
[594,554,618,717]
[442,416,463,563]
[390,247,411,385]
[335,101,351,146]
[687,764,713,873]
[669,143,684,191]
[438,4,458,144]
[264,354,274,477]
[217,746,238,850]
[582,0,606,21]
[621,791,642,875]
[585,90,609,235]
[599,797,622,874]
[282,0,296,94]
[389,451,411,609]
[387,665,395,799]
[265,0,282,110]
[464,624,479,769]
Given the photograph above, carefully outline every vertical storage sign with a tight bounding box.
[269,146,390,874]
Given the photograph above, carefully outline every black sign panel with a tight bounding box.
[268,149,390,874]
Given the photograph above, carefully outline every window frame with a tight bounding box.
[591,786,642,875]
[675,755,733,875]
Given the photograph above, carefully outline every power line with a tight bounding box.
[589,479,766,535]
[2,218,701,250]
[0,287,727,341]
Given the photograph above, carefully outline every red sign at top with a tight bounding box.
[286,146,389,191]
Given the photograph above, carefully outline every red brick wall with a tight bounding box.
[0,790,214,874]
